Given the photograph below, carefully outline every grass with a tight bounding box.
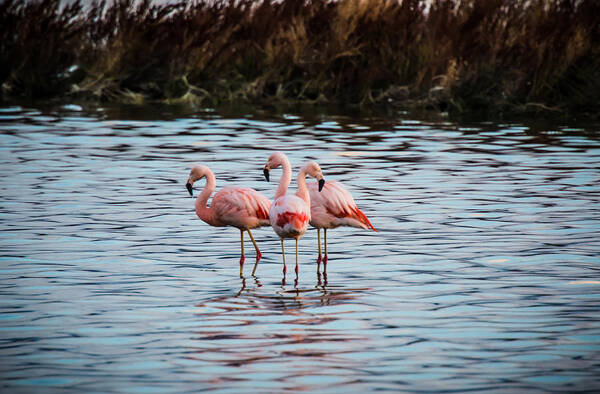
[1,0,599,116]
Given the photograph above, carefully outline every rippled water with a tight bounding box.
[1,103,599,392]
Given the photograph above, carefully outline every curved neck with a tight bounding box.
[296,168,310,205]
[275,155,292,199]
[195,170,218,224]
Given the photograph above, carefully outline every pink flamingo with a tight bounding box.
[304,179,376,272]
[186,164,271,277]
[263,152,325,276]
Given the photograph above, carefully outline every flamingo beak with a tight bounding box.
[186,182,193,196]
[318,178,325,192]
[263,168,270,182]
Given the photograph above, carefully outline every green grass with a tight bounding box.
[1,0,598,116]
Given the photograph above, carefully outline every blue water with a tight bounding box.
[0,103,599,392]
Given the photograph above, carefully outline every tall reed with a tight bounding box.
[1,0,598,115]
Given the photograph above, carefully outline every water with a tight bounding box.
[1,103,599,392]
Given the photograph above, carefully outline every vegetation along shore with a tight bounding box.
[1,0,598,117]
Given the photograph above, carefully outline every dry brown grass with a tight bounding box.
[1,0,598,116]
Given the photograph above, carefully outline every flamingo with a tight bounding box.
[263,152,325,277]
[304,179,376,272]
[185,164,271,277]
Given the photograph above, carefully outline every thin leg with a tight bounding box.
[247,229,261,276]
[281,238,287,275]
[239,230,245,277]
[323,229,328,267]
[316,228,322,269]
[295,238,299,275]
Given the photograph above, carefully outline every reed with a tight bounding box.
[1,0,598,116]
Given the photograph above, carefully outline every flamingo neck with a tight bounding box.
[296,168,310,206]
[275,155,292,199]
[195,169,218,225]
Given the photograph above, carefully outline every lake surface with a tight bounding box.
[1,103,599,392]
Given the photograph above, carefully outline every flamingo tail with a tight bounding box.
[352,206,377,232]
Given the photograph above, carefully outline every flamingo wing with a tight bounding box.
[212,187,271,228]
[307,180,376,231]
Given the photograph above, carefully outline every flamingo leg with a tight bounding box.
[324,229,327,256]
[239,229,245,277]
[316,228,322,269]
[281,238,287,275]
[247,229,262,276]
[323,229,328,270]
[295,238,299,275]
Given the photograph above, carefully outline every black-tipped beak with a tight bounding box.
[263,168,270,182]
[318,178,325,192]
[186,182,193,196]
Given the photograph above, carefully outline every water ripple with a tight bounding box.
[0,104,599,392]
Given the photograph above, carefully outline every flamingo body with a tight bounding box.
[270,195,310,239]
[303,181,375,230]
[208,186,271,229]
[298,179,376,271]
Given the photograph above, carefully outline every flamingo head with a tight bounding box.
[302,161,326,192]
[186,164,210,196]
[263,151,288,182]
